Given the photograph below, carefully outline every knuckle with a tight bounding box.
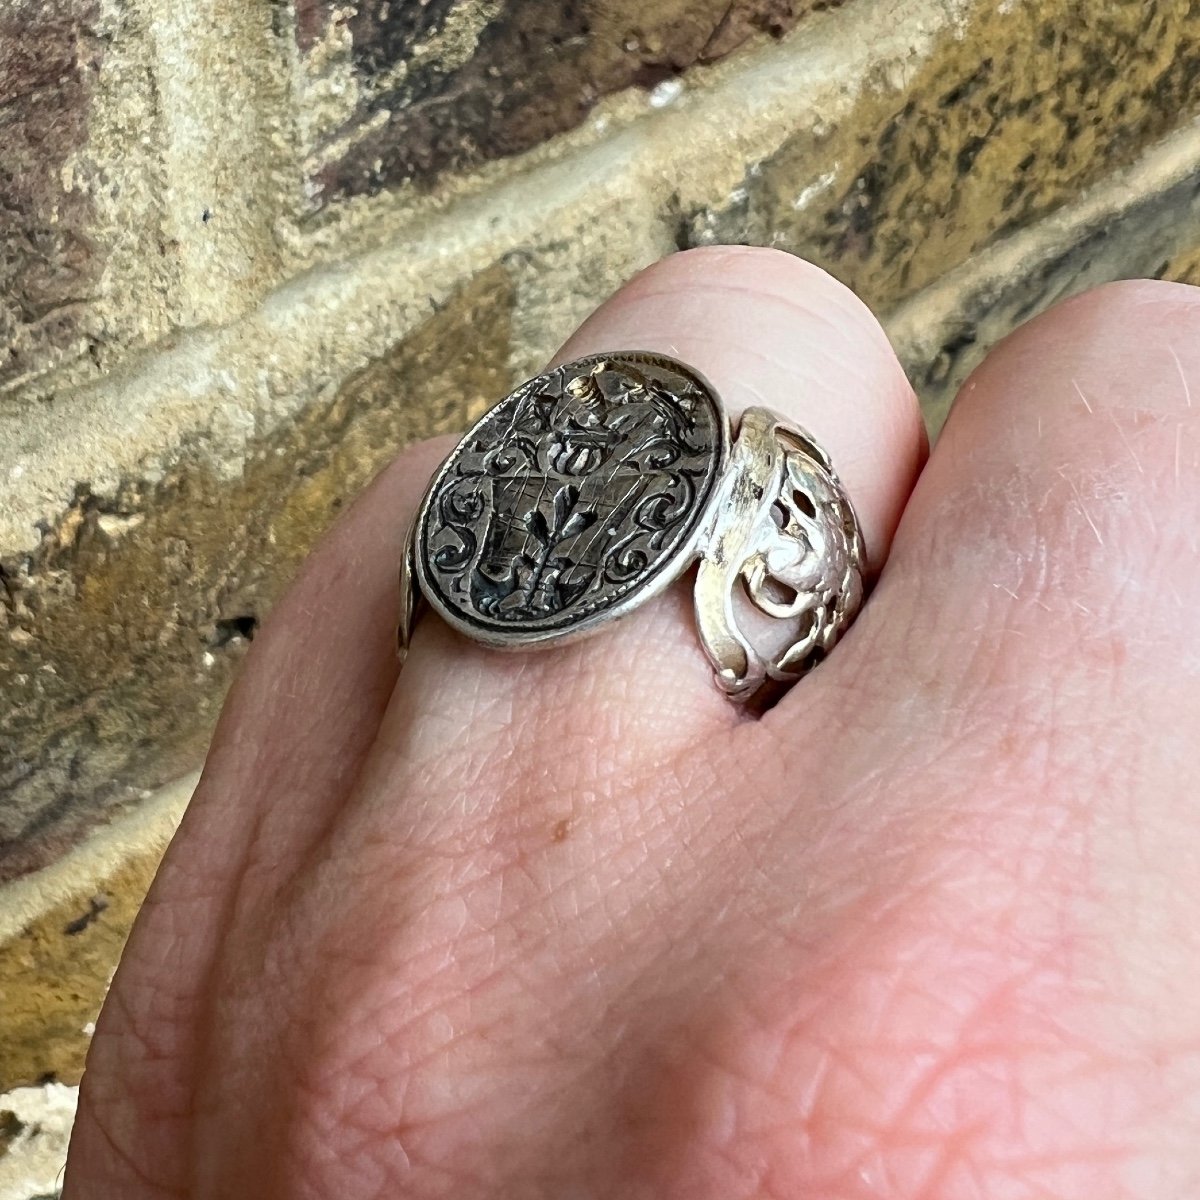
[1062,275,1200,321]
[931,277,1200,641]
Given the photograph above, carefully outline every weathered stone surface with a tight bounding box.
[0,1081,75,1198]
[0,0,183,402]
[0,0,104,393]
[1158,239,1200,287]
[0,776,188,1096]
[0,847,157,1091]
[0,0,299,408]
[0,266,515,883]
[680,0,1200,312]
[886,125,1200,431]
[294,0,841,206]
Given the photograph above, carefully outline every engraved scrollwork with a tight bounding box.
[695,408,865,700]
[431,480,486,572]
[417,354,724,639]
[603,471,696,583]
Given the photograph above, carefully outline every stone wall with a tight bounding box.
[3,0,1200,1190]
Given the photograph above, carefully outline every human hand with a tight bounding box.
[65,248,1200,1198]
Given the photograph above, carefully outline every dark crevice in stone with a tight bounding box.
[956,134,988,176]
[938,58,993,109]
[0,1107,26,1145]
[63,894,108,936]
[211,614,258,646]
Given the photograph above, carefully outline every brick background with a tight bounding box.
[0,0,104,391]
[681,2,1200,305]
[3,1,1200,1176]
[295,0,832,204]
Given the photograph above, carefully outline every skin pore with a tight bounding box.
[65,249,1200,1198]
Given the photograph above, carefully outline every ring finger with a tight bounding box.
[390,245,926,765]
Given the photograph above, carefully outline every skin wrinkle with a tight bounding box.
[324,768,787,1190]
[875,960,1063,1137]
[635,886,1088,1198]
[371,726,671,882]
[298,801,662,1075]
[86,444,460,1200]
[748,720,1123,1190]
[872,467,1168,732]
[586,274,889,354]
[1169,345,1193,409]
[402,593,736,757]
[182,793,279,1193]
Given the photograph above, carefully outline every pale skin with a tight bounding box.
[64,247,1200,1198]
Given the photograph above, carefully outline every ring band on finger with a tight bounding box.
[399,352,866,704]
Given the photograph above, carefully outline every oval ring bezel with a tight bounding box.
[413,351,731,651]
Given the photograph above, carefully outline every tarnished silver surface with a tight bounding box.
[413,353,728,646]
[402,352,865,702]
[695,408,865,700]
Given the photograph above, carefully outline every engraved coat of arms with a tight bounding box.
[420,357,723,636]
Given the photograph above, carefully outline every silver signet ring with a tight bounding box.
[399,352,866,703]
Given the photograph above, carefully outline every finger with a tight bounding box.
[186,252,924,1199]
[873,277,1200,945]
[393,246,925,763]
[779,279,1200,1175]
[830,277,1200,760]
[66,436,452,1196]
[204,437,455,848]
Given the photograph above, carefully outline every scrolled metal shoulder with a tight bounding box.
[694,407,866,701]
